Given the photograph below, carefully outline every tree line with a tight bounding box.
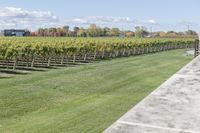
[30,24,198,38]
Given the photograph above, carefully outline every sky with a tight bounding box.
[0,0,200,32]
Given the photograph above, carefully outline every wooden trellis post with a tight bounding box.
[195,39,199,57]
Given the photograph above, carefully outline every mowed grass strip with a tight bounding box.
[0,49,192,133]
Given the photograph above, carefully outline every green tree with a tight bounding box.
[103,27,111,36]
[86,24,103,37]
[77,28,87,37]
[109,28,120,37]
[185,30,197,36]
[63,25,70,36]
[135,26,149,38]
[73,27,80,37]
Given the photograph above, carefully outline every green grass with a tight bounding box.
[0,49,193,133]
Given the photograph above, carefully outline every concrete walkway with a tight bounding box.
[104,56,200,133]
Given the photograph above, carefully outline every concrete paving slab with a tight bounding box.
[104,56,200,133]
[105,122,192,133]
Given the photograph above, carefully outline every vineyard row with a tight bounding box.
[0,37,195,69]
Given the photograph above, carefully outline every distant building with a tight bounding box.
[1,29,30,37]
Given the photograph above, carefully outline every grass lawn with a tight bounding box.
[0,49,193,133]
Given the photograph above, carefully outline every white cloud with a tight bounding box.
[0,7,161,31]
[65,16,135,25]
[0,6,197,32]
[161,21,200,31]
[176,21,200,29]
[0,7,59,30]
[64,16,160,30]
[147,19,157,25]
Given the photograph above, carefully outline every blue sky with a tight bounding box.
[0,0,200,31]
